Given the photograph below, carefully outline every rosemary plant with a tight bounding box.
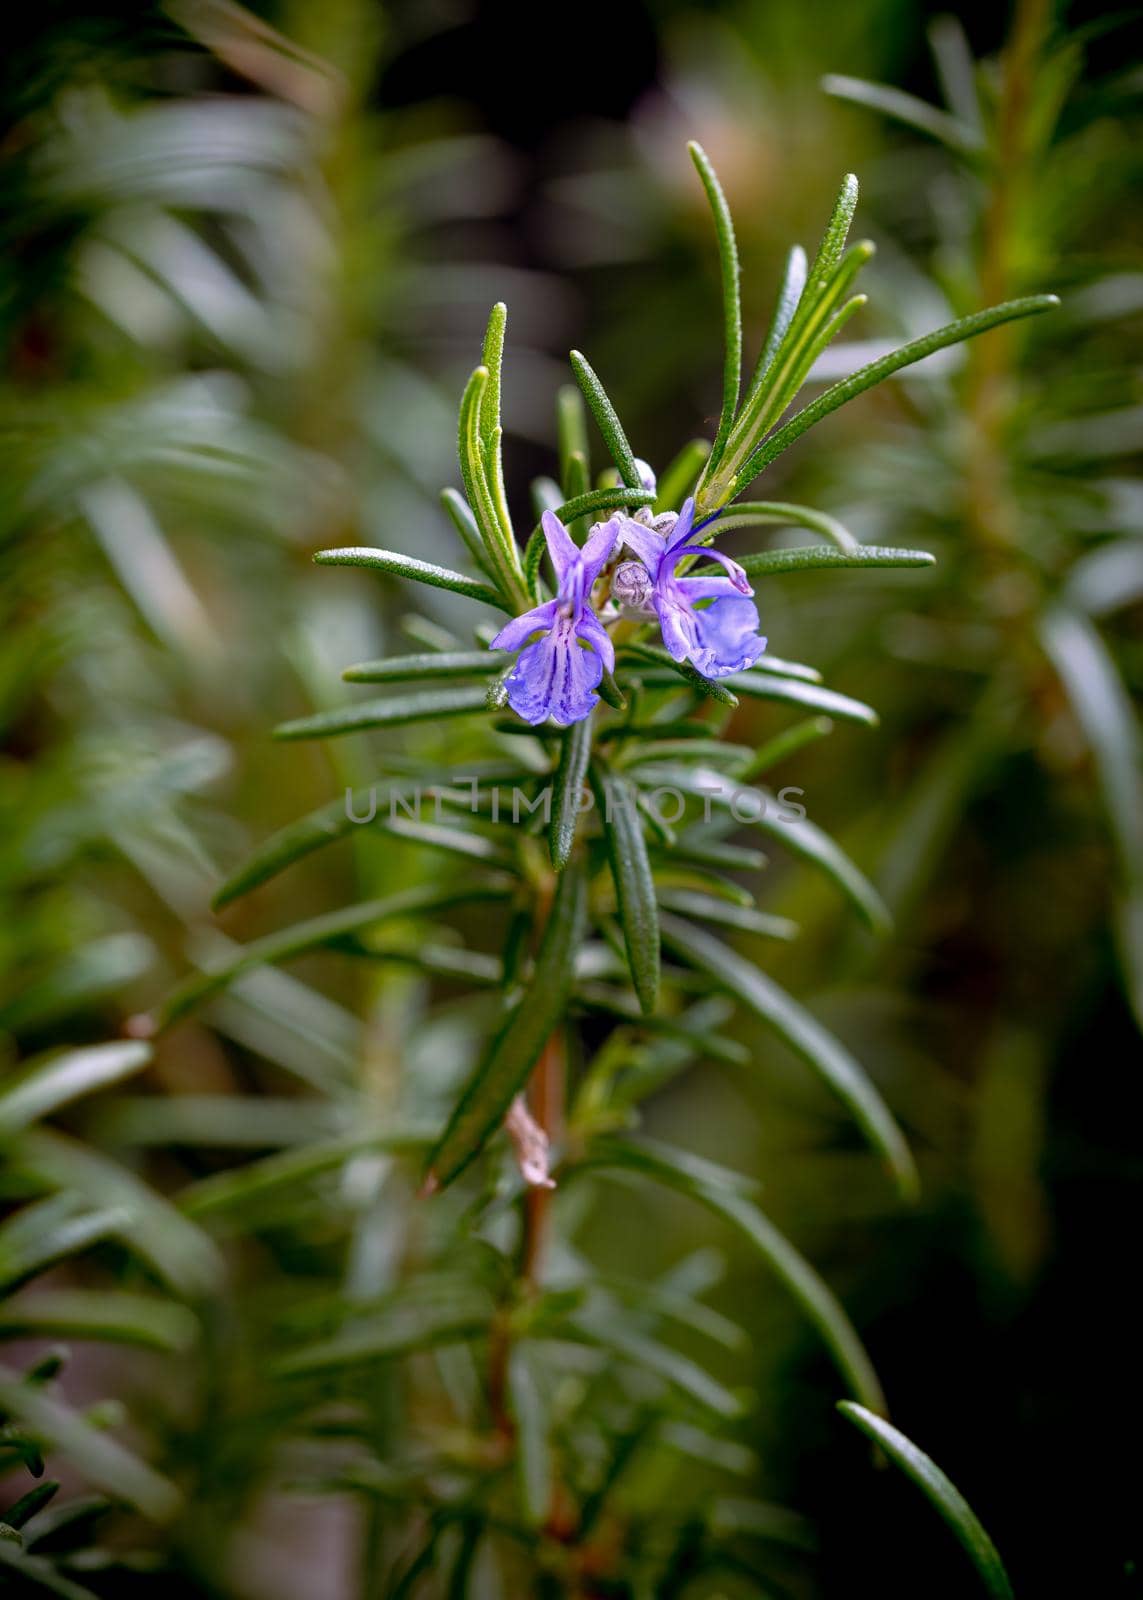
[121,147,1052,1593]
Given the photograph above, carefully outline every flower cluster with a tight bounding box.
[490,492,767,726]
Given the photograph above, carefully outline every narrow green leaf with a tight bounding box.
[724,673,878,726]
[550,718,593,871]
[0,1291,196,1354]
[160,883,509,1029]
[586,1138,884,1410]
[277,1296,491,1377]
[440,486,494,576]
[0,1043,152,1136]
[562,1316,741,1418]
[18,1129,224,1297]
[0,1542,100,1600]
[803,173,860,299]
[928,15,982,132]
[737,716,834,782]
[553,485,655,526]
[837,1403,1015,1599]
[1042,607,1143,1031]
[737,545,936,578]
[274,684,491,741]
[732,295,1059,495]
[179,1127,433,1217]
[427,859,588,1188]
[575,987,747,1068]
[480,303,507,460]
[342,651,498,684]
[660,915,917,1199]
[720,238,873,484]
[213,794,354,908]
[689,142,741,471]
[615,762,887,930]
[569,350,640,489]
[508,1345,552,1526]
[741,245,807,416]
[822,74,985,155]
[654,439,710,514]
[591,770,660,1015]
[709,500,859,554]
[313,546,505,607]
[655,890,797,941]
[620,640,820,684]
[557,383,590,494]
[0,1363,181,1522]
[0,1198,126,1297]
[458,364,526,601]
[2,1482,60,1531]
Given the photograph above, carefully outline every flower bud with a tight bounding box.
[611,560,654,610]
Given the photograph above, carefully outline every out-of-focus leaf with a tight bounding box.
[838,1403,1014,1598]
[276,1294,492,1377]
[159,881,511,1028]
[508,1345,552,1526]
[559,1315,742,1418]
[591,770,660,1015]
[660,915,917,1198]
[1,1482,60,1530]
[0,1364,181,1522]
[733,296,1058,494]
[588,1138,885,1410]
[0,1198,126,1297]
[18,1131,223,1297]
[179,1127,434,1218]
[0,1292,196,1354]
[654,890,797,940]
[1041,607,1143,1029]
[654,439,710,512]
[0,1043,152,1137]
[428,859,587,1188]
[711,500,858,553]
[722,674,877,725]
[0,1541,99,1600]
[822,74,987,153]
[737,716,833,782]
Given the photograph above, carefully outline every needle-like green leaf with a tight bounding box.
[0,1042,152,1135]
[586,1137,885,1410]
[732,295,1059,495]
[273,685,491,741]
[660,915,917,1198]
[689,142,741,472]
[313,546,506,607]
[837,1403,1015,1599]
[550,717,593,871]
[592,769,660,1015]
[341,650,499,683]
[427,858,588,1188]
[569,350,641,489]
[737,545,936,578]
[158,882,510,1029]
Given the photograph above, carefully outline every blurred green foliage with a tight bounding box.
[0,1,1139,1597]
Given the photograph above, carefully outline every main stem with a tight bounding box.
[487,873,566,1447]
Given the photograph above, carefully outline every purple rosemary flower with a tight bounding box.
[617,496,767,679]
[489,511,618,725]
